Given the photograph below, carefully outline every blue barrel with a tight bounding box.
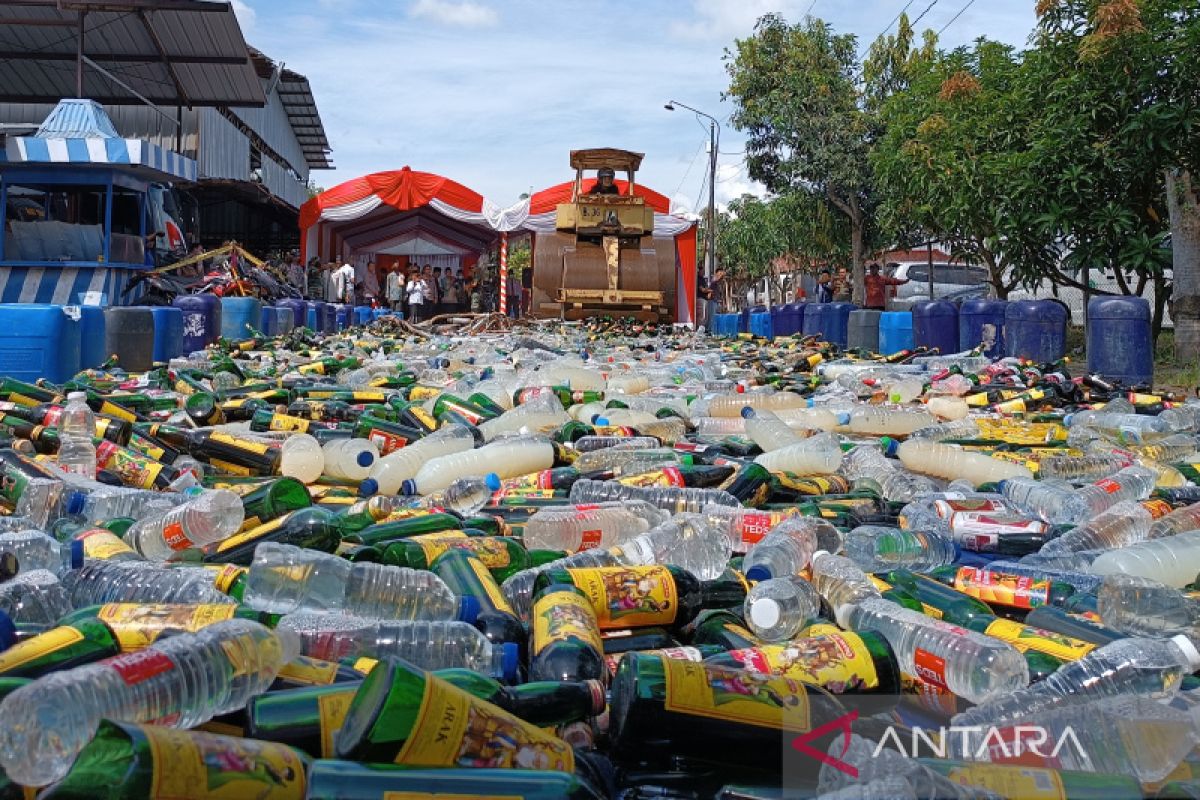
[78,305,106,370]
[149,307,183,363]
[959,299,1007,358]
[173,294,221,353]
[879,311,914,355]
[1006,300,1067,363]
[770,305,789,337]
[826,302,857,347]
[847,310,882,352]
[1087,296,1152,385]
[738,307,751,334]
[785,302,804,336]
[104,306,155,372]
[321,304,337,333]
[305,301,325,332]
[259,305,278,337]
[913,301,959,355]
[333,304,349,331]
[0,304,81,383]
[274,306,294,335]
[354,306,372,326]
[277,298,307,330]
[802,303,826,337]
[750,310,774,340]
[220,297,262,341]
[372,308,391,321]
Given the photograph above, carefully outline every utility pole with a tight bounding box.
[665,101,721,326]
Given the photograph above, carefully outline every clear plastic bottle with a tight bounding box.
[0,569,72,623]
[500,548,623,621]
[1095,573,1200,636]
[243,541,461,620]
[607,513,731,580]
[405,436,554,495]
[741,407,805,452]
[590,408,658,428]
[773,407,841,432]
[975,560,1104,594]
[817,735,990,800]
[572,435,660,453]
[885,378,926,404]
[743,575,821,642]
[999,477,1081,523]
[1037,454,1129,483]
[742,517,829,580]
[123,489,245,561]
[896,439,1033,486]
[0,618,298,786]
[925,395,970,420]
[395,473,500,516]
[635,418,689,444]
[906,418,981,441]
[1089,529,1200,587]
[279,433,325,484]
[840,596,1029,704]
[55,392,97,478]
[322,437,379,481]
[846,408,936,437]
[706,390,807,417]
[840,445,938,503]
[1037,500,1154,555]
[276,614,519,680]
[368,424,476,495]
[1065,410,1168,439]
[59,480,182,527]
[572,447,683,474]
[809,551,884,612]
[692,416,746,437]
[1149,500,1200,540]
[479,405,570,441]
[843,526,958,573]
[62,561,236,605]
[952,634,1200,735]
[753,431,843,474]
[521,502,664,552]
[1068,465,1158,520]
[1128,434,1200,464]
[568,478,740,513]
[0,530,81,575]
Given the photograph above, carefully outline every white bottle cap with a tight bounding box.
[811,550,831,563]
[834,604,856,629]
[67,391,87,401]
[1171,634,1200,671]
[749,598,781,630]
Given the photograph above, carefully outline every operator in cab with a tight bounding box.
[588,167,622,196]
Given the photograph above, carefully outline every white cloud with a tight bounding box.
[714,161,766,211]
[670,0,810,40]
[409,0,498,28]
[230,0,256,35]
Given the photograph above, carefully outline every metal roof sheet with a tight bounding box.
[246,47,333,170]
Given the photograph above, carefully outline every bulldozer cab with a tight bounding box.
[558,148,655,236]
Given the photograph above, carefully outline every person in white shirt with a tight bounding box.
[334,263,356,304]
[405,268,426,322]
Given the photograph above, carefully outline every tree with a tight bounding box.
[506,238,531,278]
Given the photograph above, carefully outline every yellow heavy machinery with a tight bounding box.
[530,148,677,321]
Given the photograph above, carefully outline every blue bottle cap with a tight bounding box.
[593,417,610,426]
[400,479,417,496]
[1063,413,1075,427]
[740,406,756,419]
[357,478,379,497]
[499,642,520,683]
[66,491,86,516]
[68,538,85,570]
[485,473,502,492]
[836,412,851,426]
[880,437,899,458]
[0,610,14,651]
[457,595,480,625]
[356,450,374,468]
[744,565,771,582]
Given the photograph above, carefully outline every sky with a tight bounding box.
[233,0,1039,215]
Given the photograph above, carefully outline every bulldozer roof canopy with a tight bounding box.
[569,149,644,172]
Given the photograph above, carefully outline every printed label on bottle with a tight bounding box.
[413,530,470,562]
[213,516,286,554]
[268,414,310,433]
[933,498,1007,518]
[565,566,679,629]
[1094,478,1122,495]
[40,407,62,427]
[351,656,379,674]
[77,528,138,560]
[278,655,340,686]
[209,432,270,456]
[728,629,880,693]
[467,557,515,614]
[614,467,686,488]
[947,510,1047,537]
[210,458,254,476]
[899,672,960,715]
[866,575,893,592]
[142,723,307,799]
[736,511,788,548]
[579,527,603,549]
[0,625,85,673]
[912,647,948,690]
[317,688,357,758]
[661,657,811,732]
[1142,499,1173,519]
[366,429,409,455]
[982,619,1096,662]
[945,764,1066,800]
[211,564,248,594]
[533,590,603,656]
[953,566,1050,609]
[96,440,163,489]
[918,603,944,620]
[393,674,575,772]
[98,604,237,651]
[105,649,176,685]
[160,520,194,551]
[100,401,137,423]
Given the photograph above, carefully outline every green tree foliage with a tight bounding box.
[506,238,531,278]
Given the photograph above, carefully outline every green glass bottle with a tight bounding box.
[287,399,364,423]
[1023,605,1125,647]
[431,393,497,425]
[381,533,562,583]
[140,424,281,476]
[514,385,604,407]
[722,462,773,505]
[0,377,56,404]
[536,565,748,632]
[217,396,275,423]
[200,506,342,565]
[249,409,337,434]
[530,583,605,682]
[682,609,765,650]
[432,549,525,650]
[926,564,1077,611]
[57,603,274,652]
[467,392,508,419]
[304,761,604,800]
[0,618,120,678]
[552,420,595,444]
[351,415,424,455]
[183,391,226,426]
[235,477,314,531]
[342,511,465,545]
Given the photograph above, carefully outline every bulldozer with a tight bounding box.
[530,148,677,321]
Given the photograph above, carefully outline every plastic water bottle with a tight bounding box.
[368,424,476,495]
[404,473,501,516]
[817,734,988,800]
[808,550,884,610]
[479,405,570,441]
[741,407,806,452]
[55,392,97,478]
[572,447,683,474]
[907,418,980,441]
[753,431,843,474]
[742,517,829,580]
[405,436,554,495]
[705,390,806,417]
[839,596,1029,704]
[322,437,379,481]
[279,433,325,484]
[1037,454,1130,482]
[843,526,958,572]
[1089,529,1200,587]
[1149,501,1200,540]
[242,541,461,620]
[1069,465,1159,519]
[1095,574,1200,635]
[0,569,72,623]
[521,502,665,552]
[774,407,841,431]
[500,548,623,621]
[896,439,1034,486]
[572,435,660,453]
[1038,501,1154,555]
[692,416,746,437]
[885,377,925,404]
[123,489,245,561]
[62,561,236,605]
[276,614,519,681]
[743,575,820,642]
[0,530,82,575]
[0,619,298,786]
[840,445,938,502]
[846,408,936,437]
[1066,410,1168,439]
[607,513,731,580]
[951,634,1200,730]
[568,478,740,513]
[60,481,182,526]
[925,395,970,421]
[1000,476,1087,523]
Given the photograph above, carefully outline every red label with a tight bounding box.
[730,648,772,674]
[661,466,685,487]
[738,512,776,547]
[95,439,120,466]
[105,649,175,685]
[161,520,193,551]
[1142,499,1173,519]
[580,529,602,549]
[42,407,63,428]
[366,430,409,455]
[1094,478,1121,495]
[537,471,555,490]
[573,504,602,512]
[912,647,948,690]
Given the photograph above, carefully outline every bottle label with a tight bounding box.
[277,655,340,686]
[900,672,960,715]
[0,625,85,673]
[1142,499,1173,519]
[775,475,849,496]
[727,627,881,693]
[413,530,470,561]
[142,724,307,799]
[533,590,603,656]
[661,657,811,732]
[97,604,237,651]
[466,557,515,615]
[947,510,1047,537]
[565,566,679,628]
[105,648,175,685]
[76,528,138,560]
[614,466,686,488]
[161,520,195,551]
[210,458,254,476]
[352,656,379,674]
[99,400,137,423]
[211,564,248,595]
[96,440,164,490]
[366,429,409,456]
[952,566,1050,609]
[933,498,1007,517]
[982,619,1096,662]
[944,764,1066,800]
[268,414,310,433]
[912,647,949,690]
[209,432,271,456]
[317,688,358,758]
[41,407,62,427]
[1094,477,1122,494]
[212,516,286,555]
[393,674,575,772]
[735,511,790,548]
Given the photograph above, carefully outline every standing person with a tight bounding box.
[361,260,381,306]
[864,262,908,311]
[507,272,521,318]
[832,266,852,302]
[286,256,305,292]
[305,258,323,300]
[336,262,357,304]
[322,262,339,304]
[385,265,403,312]
[467,270,483,313]
[699,266,727,327]
[452,269,467,313]
[816,269,834,303]
[406,268,426,323]
[442,268,459,314]
[431,267,445,316]
[521,266,534,316]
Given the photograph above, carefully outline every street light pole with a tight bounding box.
[665,101,721,324]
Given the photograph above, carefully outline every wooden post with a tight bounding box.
[499,232,508,315]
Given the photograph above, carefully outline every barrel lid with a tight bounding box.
[1006,299,1067,321]
[1087,295,1151,319]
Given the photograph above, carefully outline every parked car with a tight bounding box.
[885,261,991,309]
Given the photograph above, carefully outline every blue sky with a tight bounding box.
[233,0,1038,213]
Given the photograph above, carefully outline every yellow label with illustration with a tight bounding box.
[268,414,311,433]
[952,566,1050,609]
[209,432,270,455]
[317,688,357,758]
[100,400,136,423]
[566,566,678,629]
[417,534,513,570]
[210,458,253,476]
[76,528,138,560]
[142,723,307,799]
[394,675,575,772]
[407,386,440,401]
[662,657,810,731]
[213,516,286,554]
[983,619,1096,662]
[945,764,1066,800]
[278,656,340,686]
[467,557,515,614]
[98,604,237,651]
[533,590,603,656]
[725,625,880,693]
[0,625,85,673]
[412,530,470,562]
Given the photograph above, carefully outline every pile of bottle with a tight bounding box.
[2,320,1200,799]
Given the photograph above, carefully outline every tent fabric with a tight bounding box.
[519,210,694,237]
[528,179,670,215]
[299,167,484,230]
[429,197,531,233]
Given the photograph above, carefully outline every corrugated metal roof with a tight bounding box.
[35,98,119,138]
[0,0,264,107]
[246,48,332,170]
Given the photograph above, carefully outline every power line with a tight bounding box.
[909,0,941,29]
[670,139,706,202]
[937,0,978,35]
[805,0,819,15]
[871,0,916,44]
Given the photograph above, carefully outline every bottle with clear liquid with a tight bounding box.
[0,530,82,576]
[277,614,519,681]
[753,431,843,474]
[0,618,298,786]
[55,392,97,478]
[279,433,325,484]
[743,575,821,642]
[1065,410,1168,439]
[998,477,1080,523]
[705,390,807,417]
[123,489,245,561]
[368,424,475,495]
[1069,465,1158,520]
[0,569,72,624]
[1089,529,1200,587]
[500,548,624,621]
[394,473,500,516]
[692,416,746,437]
[840,445,938,503]
[907,418,980,441]
[61,480,182,527]
[742,517,830,580]
[1095,574,1200,636]
[242,541,462,620]
[843,526,958,573]
[1037,500,1153,555]
[1149,500,1200,540]
[322,437,379,481]
[846,408,936,437]
[1037,454,1129,483]
[741,407,805,452]
[635,418,689,444]
[405,436,554,495]
[572,435,660,453]
[572,446,682,474]
[951,634,1200,731]
[521,502,663,553]
[62,561,235,605]
[896,439,1034,486]
[607,513,732,581]
[809,551,885,613]
[568,478,740,513]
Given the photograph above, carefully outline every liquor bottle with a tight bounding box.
[287,400,365,423]
[218,396,275,422]
[432,393,499,425]
[341,511,465,546]
[381,533,564,583]
[200,507,343,565]
[535,565,748,631]
[183,391,226,426]
[297,356,361,375]
[0,618,120,678]
[681,609,766,650]
[552,420,595,444]
[233,476,314,531]
[0,401,131,445]
[351,415,425,456]
[249,409,339,434]
[141,424,281,476]
[432,549,525,650]
[57,603,275,652]
[721,462,773,505]
[126,430,180,466]
[925,564,1077,612]
[530,583,605,682]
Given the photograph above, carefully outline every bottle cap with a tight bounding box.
[0,610,14,651]
[68,537,85,570]
[585,679,607,715]
[811,550,831,562]
[1063,413,1075,426]
[66,490,86,516]
[833,604,857,628]
[484,473,502,492]
[748,598,781,629]
[836,412,851,426]
[593,417,610,426]
[457,595,480,625]
[679,454,694,467]
[67,391,87,401]
[499,642,520,683]
[357,478,379,497]
[879,437,899,457]
[1171,634,1200,670]
[996,480,1009,493]
[740,406,756,419]
[355,450,374,468]
[745,565,771,582]
[400,479,417,496]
